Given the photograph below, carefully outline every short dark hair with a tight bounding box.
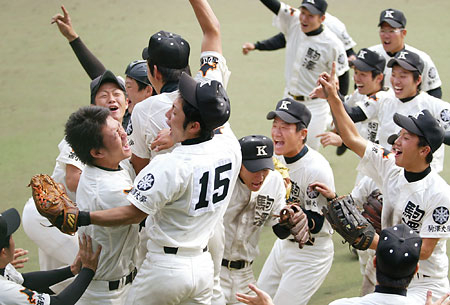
[295,122,308,144]
[376,268,415,289]
[371,70,385,89]
[65,106,111,166]
[418,135,433,164]
[0,235,10,252]
[147,60,191,83]
[412,71,422,91]
[180,96,214,139]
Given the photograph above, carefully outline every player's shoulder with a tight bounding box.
[404,44,433,61]
[263,169,285,190]
[278,1,300,18]
[368,44,387,56]
[134,92,175,115]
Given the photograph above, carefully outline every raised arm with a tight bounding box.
[51,5,106,80]
[318,63,367,158]
[189,0,221,54]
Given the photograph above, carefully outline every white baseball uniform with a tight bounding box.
[357,141,450,303]
[329,291,410,305]
[22,138,83,293]
[0,264,51,305]
[356,91,450,173]
[257,146,335,305]
[76,161,139,305]
[369,44,441,93]
[274,2,349,150]
[323,13,356,52]
[219,170,286,304]
[125,51,239,305]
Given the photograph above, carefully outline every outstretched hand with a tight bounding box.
[309,181,336,200]
[78,234,102,273]
[316,132,343,148]
[426,291,450,305]
[11,248,29,269]
[51,5,78,42]
[242,42,256,55]
[150,128,174,152]
[235,284,274,305]
[316,62,339,99]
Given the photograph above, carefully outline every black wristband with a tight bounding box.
[77,211,91,227]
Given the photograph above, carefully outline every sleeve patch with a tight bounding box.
[433,206,449,225]
[137,173,155,191]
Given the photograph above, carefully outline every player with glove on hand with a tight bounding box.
[218,135,308,305]
[318,62,450,304]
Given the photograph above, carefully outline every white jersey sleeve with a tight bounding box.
[350,176,380,210]
[194,51,231,88]
[323,13,356,51]
[357,141,398,190]
[0,264,51,305]
[272,2,298,35]
[355,92,383,121]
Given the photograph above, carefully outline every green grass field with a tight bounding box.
[1,0,450,304]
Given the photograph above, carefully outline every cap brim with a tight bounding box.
[352,59,375,72]
[300,3,322,15]
[378,19,403,28]
[142,47,149,60]
[393,113,424,136]
[387,133,399,145]
[243,158,274,173]
[179,72,199,108]
[387,58,418,72]
[266,110,300,124]
[2,208,20,237]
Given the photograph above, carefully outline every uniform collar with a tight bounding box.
[386,45,406,58]
[181,133,213,145]
[94,164,122,172]
[0,268,4,276]
[305,24,324,36]
[404,166,431,183]
[161,81,179,93]
[375,285,407,296]
[284,145,309,164]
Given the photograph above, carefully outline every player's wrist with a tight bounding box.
[77,211,91,227]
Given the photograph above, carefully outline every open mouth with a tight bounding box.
[274,140,284,150]
[109,105,119,112]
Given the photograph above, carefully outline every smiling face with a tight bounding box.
[125,77,151,114]
[94,115,131,168]
[239,165,270,192]
[271,116,306,157]
[390,65,421,99]
[166,97,189,144]
[379,23,406,53]
[391,129,428,171]
[299,7,324,33]
[353,68,383,96]
[94,82,127,123]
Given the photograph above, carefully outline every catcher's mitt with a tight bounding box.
[279,204,310,249]
[362,189,383,234]
[29,174,79,235]
[322,195,375,250]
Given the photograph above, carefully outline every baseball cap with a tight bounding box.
[393,109,444,153]
[267,98,312,127]
[352,48,386,73]
[142,31,190,69]
[387,50,424,74]
[0,208,20,247]
[376,224,421,279]
[90,70,126,105]
[378,8,407,28]
[239,135,274,172]
[178,73,230,131]
[125,60,151,86]
[300,0,327,15]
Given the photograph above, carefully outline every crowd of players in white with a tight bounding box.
[2,0,450,304]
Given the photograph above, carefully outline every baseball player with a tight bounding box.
[249,0,349,150]
[369,8,442,98]
[0,208,101,305]
[242,11,357,61]
[334,50,450,173]
[51,5,154,129]
[219,135,288,304]
[22,69,127,293]
[256,98,335,304]
[65,105,139,305]
[319,63,450,304]
[314,48,392,173]
[62,2,241,305]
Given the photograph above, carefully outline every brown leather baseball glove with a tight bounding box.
[362,189,383,234]
[29,174,79,235]
[279,204,310,249]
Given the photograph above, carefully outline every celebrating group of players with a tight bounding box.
[1,0,450,304]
